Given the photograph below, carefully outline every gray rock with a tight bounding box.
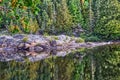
[50,40,57,47]
[58,35,67,41]
[5,39,15,46]
[0,36,6,41]
[24,43,31,49]
[0,41,3,46]
[17,42,25,50]
[29,46,34,52]
[57,35,71,43]
[34,46,44,52]
[3,48,15,53]
[13,34,25,39]
[56,40,65,45]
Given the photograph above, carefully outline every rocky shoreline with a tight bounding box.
[0,34,115,62]
[0,34,113,52]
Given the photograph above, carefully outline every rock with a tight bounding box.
[9,42,19,48]
[58,35,70,41]
[57,35,71,43]
[34,46,44,52]
[17,42,25,50]
[28,53,49,62]
[40,44,50,50]
[3,48,15,53]
[50,50,57,55]
[5,39,15,47]
[0,48,3,52]
[56,46,64,50]
[50,40,57,47]
[55,51,68,57]
[0,41,3,47]
[25,43,31,48]
[30,42,37,46]
[26,52,38,56]
[0,36,6,41]
[13,34,25,39]
[2,43,7,47]
[56,40,65,45]
[29,46,34,52]
[27,35,48,44]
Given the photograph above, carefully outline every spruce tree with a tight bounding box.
[67,0,83,25]
[55,0,72,33]
[94,0,120,40]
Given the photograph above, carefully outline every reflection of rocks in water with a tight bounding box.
[0,52,24,62]
[0,48,86,62]
[74,52,86,61]
[50,50,57,55]
[28,50,73,62]
[34,45,44,53]
[28,53,50,62]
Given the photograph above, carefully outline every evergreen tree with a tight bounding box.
[94,0,120,40]
[55,0,73,33]
[67,0,84,25]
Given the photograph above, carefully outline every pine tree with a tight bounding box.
[94,0,120,40]
[67,0,84,25]
[55,0,72,33]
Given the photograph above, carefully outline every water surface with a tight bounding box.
[0,43,120,80]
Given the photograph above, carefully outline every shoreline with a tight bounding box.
[0,34,116,52]
[0,34,119,62]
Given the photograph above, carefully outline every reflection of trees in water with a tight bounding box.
[0,44,120,80]
[0,52,85,80]
[72,44,120,80]
[92,44,120,80]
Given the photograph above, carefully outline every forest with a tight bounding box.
[0,0,120,41]
[0,1,120,80]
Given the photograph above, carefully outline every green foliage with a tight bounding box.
[0,0,120,41]
[75,37,85,43]
[67,0,83,24]
[95,20,120,40]
[0,0,88,34]
[0,0,41,33]
[94,0,120,40]
[85,36,101,42]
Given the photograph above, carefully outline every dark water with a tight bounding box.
[0,43,120,80]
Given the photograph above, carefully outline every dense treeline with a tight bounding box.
[0,0,120,40]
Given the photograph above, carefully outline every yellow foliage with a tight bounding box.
[0,0,2,3]
[8,25,21,33]
[8,21,21,33]
[11,0,18,7]
[22,6,28,10]
[22,37,28,42]
[21,18,39,33]
[80,0,85,4]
